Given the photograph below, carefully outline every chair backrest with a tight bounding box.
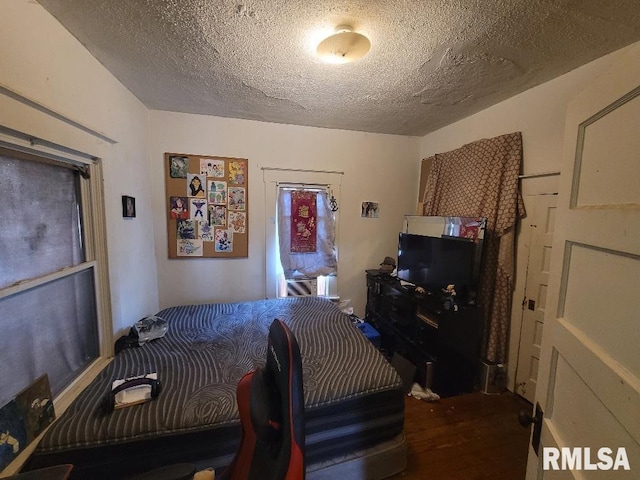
[221,319,305,480]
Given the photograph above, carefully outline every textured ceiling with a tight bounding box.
[37,0,640,136]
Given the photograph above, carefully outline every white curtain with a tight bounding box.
[277,188,337,278]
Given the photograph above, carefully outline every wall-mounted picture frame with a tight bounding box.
[122,195,136,218]
[361,201,379,218]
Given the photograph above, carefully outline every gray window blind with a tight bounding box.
[0,153,98,407]
[0,156,83,289]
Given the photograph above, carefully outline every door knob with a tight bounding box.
[518,402,544,455]
[518,409,540,427]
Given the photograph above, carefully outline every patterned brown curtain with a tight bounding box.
[422,132,525,363]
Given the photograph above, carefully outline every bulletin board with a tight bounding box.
[164,152,248,258]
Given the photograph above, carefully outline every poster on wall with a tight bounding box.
[165,153,249,258]
[290,190,317,253]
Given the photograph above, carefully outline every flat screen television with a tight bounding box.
[397,232,482,304]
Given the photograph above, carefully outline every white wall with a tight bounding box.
[0,0,159,335]
[149,111,420,316]
[419,41,639,392]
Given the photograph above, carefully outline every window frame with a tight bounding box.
[0,143,112,415]
[262,168,342,300]
[275,185,338,298]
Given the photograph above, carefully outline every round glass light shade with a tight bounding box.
[316,26,371,64]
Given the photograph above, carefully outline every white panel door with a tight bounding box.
[515,194,557,404]
[526,43,640,479]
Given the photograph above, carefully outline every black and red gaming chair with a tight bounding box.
[220,319,305,480]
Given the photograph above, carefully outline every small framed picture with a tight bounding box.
[122,195,136,218]
[361,201,379,218]
[15,374,55,443]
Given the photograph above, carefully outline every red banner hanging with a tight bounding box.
[290,190,317,253]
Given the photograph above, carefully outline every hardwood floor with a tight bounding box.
[390,391,532,480]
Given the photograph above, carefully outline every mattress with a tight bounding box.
[26,297,404,479]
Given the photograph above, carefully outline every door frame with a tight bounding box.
[508,176,558,395]
[512,192,557,403]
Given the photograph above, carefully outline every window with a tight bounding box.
[0,145,111,408]
[262,168,342,300]
[275,186,338,298]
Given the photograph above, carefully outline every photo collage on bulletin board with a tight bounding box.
[165,153,248,258]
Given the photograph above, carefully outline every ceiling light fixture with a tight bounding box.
[316,25,371,64]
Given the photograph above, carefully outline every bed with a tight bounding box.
[25,297,406,479]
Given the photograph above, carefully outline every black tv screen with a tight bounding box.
[397,233,480,301]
